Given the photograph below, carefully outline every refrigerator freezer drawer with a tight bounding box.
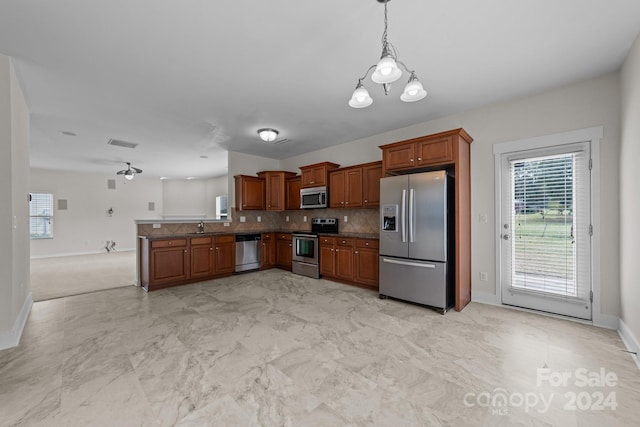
[379,257,449,310]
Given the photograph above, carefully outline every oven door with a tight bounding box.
[292,234,318,264]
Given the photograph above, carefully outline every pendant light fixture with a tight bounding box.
[349,0,427,108]
[257,128,279,142]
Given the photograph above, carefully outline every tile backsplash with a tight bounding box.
[137,208,379,237]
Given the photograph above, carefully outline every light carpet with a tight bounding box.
[30,251,136,301]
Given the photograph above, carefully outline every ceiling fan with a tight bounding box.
[116,162,142,180]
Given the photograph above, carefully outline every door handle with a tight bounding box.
[409,188,415,243]
[401,189,407,243]
[382,258,436,269]
[502,234,510,240]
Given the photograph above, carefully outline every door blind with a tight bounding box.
[506,142,590,302]
[29,193,53,239]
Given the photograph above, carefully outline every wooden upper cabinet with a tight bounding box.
[417,136,453,166]
[383,142,416,171]
[300,162,340,188]
[362,161,382,208]
[234,175,265,211]
[286,175,301,210]
[381,131,461,173]
[330,166,365,208]
[257,171,296,211]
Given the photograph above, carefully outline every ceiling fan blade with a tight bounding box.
[116,170,126,175]
[131,167,143,173]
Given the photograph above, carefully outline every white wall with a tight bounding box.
[162,175,228,218]
[620,34,640,352]
[281,72,621,318]
[0,54,31,350]
[30,169,163,257]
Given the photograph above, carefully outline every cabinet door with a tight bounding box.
[354,248,379,287]
[345,167,363,208]
[266,173,284,211]
[261,234,276,269]
[319,244,335,277]
[335,246,353,281]
[150,247,189,285]
[286,176,301,210]
[383,142,415,171]
[235,176,265,210]
[329,170,345,208]
[363,163,382,207]
[276,236,292,270]
[417,136,453,166]
[190,244,214,279]
[214,242,235,274]
[301,167,319,187]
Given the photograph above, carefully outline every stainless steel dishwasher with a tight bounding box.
[235,233,261,272]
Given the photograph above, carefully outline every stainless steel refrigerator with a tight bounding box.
[379,170,454,313]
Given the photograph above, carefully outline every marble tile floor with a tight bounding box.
[1,269,639,426]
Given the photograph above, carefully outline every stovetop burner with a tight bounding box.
[311,217,338,234]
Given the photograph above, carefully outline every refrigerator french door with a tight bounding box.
[379,170,454,313]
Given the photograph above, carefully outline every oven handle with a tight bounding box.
[293,234,318,238]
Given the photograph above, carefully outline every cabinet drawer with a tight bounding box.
[336,238,354,247]
[262,233,273,240]
[356,239,379,249]
[151,239,187,248]
[319,236,336,245]
[215,235,235,244]
[277,233,292,241]
[191,236,213,246]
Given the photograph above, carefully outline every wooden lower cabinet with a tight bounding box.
[261,233,277,269]
[214,235,235,274]
[149,240,189,287]
[276,233,292,270]
[140,234,235,291]
[354,239,379,287]
[190,236,214,279]
[319,237,378,289]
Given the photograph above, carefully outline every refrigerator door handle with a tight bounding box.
[382,258,436,269]
[409,188,415,243]
[401,189,407,243]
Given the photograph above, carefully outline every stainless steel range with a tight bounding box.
[292,218,338,278]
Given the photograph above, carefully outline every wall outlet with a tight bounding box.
[152,223,161,229]
[343,215,348,223]
[257,216,261,222]
[303,216,307,222]
[224,222,230,227]
[286,216,290,222]
[480,272,488,281]
[240,216,246,223]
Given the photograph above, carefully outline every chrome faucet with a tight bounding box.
[197,220,205,234]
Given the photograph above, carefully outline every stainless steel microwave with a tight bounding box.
[300,186,327,209]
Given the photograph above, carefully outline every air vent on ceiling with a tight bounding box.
[107,139,139,149]
[273,138,290,145]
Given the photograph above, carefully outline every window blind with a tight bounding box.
[29,193,53,239]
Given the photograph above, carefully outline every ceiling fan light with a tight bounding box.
[257,128,279,142]
[124,171,135,180]
[400,75,427,102]
[371,55,402,84]
[348,84,373,108]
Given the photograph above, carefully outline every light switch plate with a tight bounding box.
[286,216,290,222]
[240,216,246,223]
[303,216,307,222]
[343,216,348,223]
[224,222,230,227]
[257,216,261,222]
[152,223,161,229]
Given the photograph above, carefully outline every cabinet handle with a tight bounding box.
[289,244,292,247]
[418,157,422,161]
[216,247,219,250]
[210,247,213,251]
[336,249,339,252]
[341,201,344,205]
[355,251,359,254]
[364,199,368,203]
[184,250,187,253]
[345,201,349,205]
[168,242,172,245]
[365,242,369,246]
[410,158,414,162]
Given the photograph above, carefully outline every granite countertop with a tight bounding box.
[140,230,379,240]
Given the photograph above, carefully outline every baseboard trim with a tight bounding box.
[471,290,501,306]
[618,319,640,371]
[0,292,33,351]
[31,249,136,259]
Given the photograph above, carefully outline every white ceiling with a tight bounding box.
[1,0,639,179]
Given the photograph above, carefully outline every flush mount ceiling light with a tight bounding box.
[116,162,142,181]
[349,0,427,108]
[257,128,279,142]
